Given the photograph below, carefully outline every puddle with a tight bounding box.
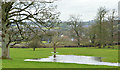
[51,52,58,53]
[24,55,119,66]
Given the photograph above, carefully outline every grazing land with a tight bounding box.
[1,48,118,68]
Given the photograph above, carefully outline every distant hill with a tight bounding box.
[10,20,96,31]
[59,20,95,30]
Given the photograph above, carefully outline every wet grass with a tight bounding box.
[1,48,119,68]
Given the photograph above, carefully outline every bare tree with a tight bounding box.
[95,7,108,48]
[1,0,58,59]
[50,31,66,58]
[108,9,116,48]
[68,15,83,46]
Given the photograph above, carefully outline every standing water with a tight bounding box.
[24,55,119,66]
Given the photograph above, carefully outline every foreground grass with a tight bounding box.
[1,48,119,68]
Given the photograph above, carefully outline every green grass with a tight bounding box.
[1,48,119,68]
[42,41,48,44]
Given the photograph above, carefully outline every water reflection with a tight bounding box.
[24,55,119,66]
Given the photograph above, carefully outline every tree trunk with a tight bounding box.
[111,10,115,49]
[103,44,106,48]
[2,31,10,59]
[33,47,36,51]
[111,29,114,49]
[2,45,10,59]
[53,46,56,58]
[1,20,10,59]
[98,43,101,48]
[99,24,102,48]
[74,29,80,47]
[77,38,80,47]
[77,41,80,47]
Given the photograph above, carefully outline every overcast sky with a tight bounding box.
[55,0,119,21]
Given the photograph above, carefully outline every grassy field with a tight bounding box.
[1,48,119,68]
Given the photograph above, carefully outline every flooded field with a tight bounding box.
[24,55,119,66]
